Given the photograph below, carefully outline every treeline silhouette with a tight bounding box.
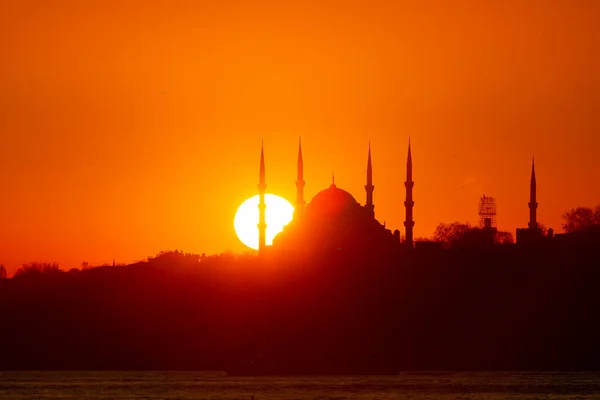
[432,222,514,248]
[1,241,599,371]
[562,205,600,233]
[1,206,599,372]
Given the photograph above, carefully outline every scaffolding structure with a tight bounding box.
[478,195,497,229]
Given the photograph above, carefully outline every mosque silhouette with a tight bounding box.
[255,139,545,255]
[255,139,415,256]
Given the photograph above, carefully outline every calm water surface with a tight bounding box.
[1,371,599,399]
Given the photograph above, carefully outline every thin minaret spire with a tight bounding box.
[528,157,538,229]
[404,138,414,248]
[258,141,267,254]
[295,137,305,220]
[365,142,375,219]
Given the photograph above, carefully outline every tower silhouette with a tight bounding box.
[404,139,414,248]
[528,158,538,229]
[295,138,305,220]
[258,142,267,254]
[516,158,544,244]
[365,143,375,219]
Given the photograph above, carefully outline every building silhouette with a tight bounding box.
[478,195,497,231]
[529,158,538,230]
[295,138,305,221]
[258,142,267,255]
[255,142,564,251]
[404,139,414,249]
[365,143,375,220]
[516,158,544,244]
[268,141,414,254]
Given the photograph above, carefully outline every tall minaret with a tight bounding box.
[258,142,267,254]
[404,139,414,248]
[295,138,305,220]
[528,158,538,229]
[365,143,375,219]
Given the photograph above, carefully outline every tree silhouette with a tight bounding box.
[495,231,514,244]
[0,264,6,280]
[537,222,548,236]
[562,206,600,233]
[434,222,513,247]
[13,262,62,279]
[433,222,474,248]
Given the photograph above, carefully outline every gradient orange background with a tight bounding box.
[1,0,598,275]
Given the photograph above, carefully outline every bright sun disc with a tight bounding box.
[234,194,294,250]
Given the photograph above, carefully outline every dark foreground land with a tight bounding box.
[1,371,600,400]
[1,237,599,371]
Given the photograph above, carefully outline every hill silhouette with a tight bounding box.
[1,233,600,372]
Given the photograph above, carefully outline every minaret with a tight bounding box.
[365,143,375,219]
[528,158,538,229]
[295,138,305,220]
[258,142,267,254]
[404,139,414,248]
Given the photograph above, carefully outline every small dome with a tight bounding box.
[307,183,359,215]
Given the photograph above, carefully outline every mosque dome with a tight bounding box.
[307,183,359,216]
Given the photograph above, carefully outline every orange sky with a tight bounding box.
[1,0,598,275]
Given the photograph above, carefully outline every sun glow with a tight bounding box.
[234,194,294,250]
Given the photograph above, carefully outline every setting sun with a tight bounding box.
[234,194,294,250]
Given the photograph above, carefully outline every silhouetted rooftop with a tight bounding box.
[307,183,359,216]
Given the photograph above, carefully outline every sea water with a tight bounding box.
[1,371,599,399]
